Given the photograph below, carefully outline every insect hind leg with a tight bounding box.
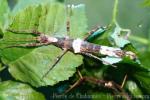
[82,52,117,68]
[42,49,68,79]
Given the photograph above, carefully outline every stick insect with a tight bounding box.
[6,25,136,80]
[2,4,137,82]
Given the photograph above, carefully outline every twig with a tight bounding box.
[121,74,127,88]
[64,70,84,94]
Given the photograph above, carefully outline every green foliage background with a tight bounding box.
[0,0,150,100]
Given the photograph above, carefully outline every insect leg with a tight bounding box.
[82,52,117,67]
[7,29,43,35]
[42,5,72,79]
[64,70,84,94]
[4,42,50,48]
[42,49,68,79]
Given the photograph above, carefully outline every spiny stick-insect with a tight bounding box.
[4,6,136,78]
[6,25,137,79]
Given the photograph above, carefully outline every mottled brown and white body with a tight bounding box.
[37,35,136,60]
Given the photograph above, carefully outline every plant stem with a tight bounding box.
[129,35,149,45]
[112,0,119,24]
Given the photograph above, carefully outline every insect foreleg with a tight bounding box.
[4,42,50,48]
[7,29,43,35]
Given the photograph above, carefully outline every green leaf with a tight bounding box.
[9,3,87,38]
[102,56,122,65]
[133,69,150,94]
[116,56,150,95]
[0,31,35,63]
[12,0,57,14]
[110,24,130,48]
[0,63,6,72]
[125,81,143,99]
[0,0,10,31]
[139,51,150,68]
[1,3,87,87]
[0,80,45,100]
[67,4,88,39]
[8,45,82,87]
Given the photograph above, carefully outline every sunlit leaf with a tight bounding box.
[0,81,45,100]
[68,4,87,39]
[0,0,10,31]
[9,3,87,38]
[125,81,143,98]
[12,0,57,14]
